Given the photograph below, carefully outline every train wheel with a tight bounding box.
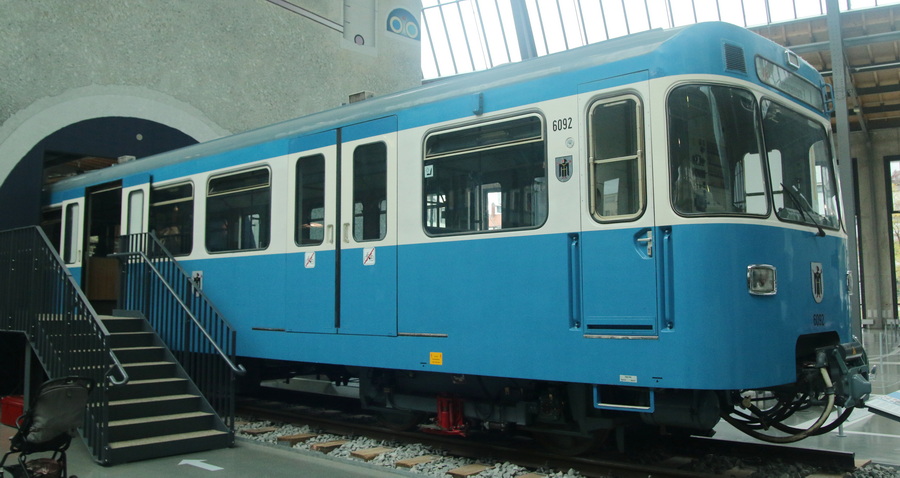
[532,429,609,456]
[377,409,426,431]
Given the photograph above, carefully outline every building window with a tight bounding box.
[423,115,547,235]
[887,157,900,322]
[206,168,271,252]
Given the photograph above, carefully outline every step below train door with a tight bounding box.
[578,72,661,338]
[337,117,398,336]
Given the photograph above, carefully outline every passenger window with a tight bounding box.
[149,183,193,256]
[127,190,144,235]
[589,96,644,221]
[668,85,767,216]
[295,154,326,245]
[762,100,840,229]
[423,115,547,235]
[352,143,387,242]
[206,169,271,253]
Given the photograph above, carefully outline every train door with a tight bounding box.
[83,181,123,314]
[336,117,398,336]
[577,73,662,337]
[283,134,339,334]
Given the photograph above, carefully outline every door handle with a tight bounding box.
[326,224,334,244]
[343,223,350,243]
[636,230,653,257]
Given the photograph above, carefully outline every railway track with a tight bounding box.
[236,393,874,478]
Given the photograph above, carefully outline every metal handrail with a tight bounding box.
[0,226,130,386]
[38,229,131,386]
[112,248,246,376]
[106,350,130,386]
[0,225,131,464]
[115,232,241,438]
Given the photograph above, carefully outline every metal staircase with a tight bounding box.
[102,312,230,463]
[0,226,241,465]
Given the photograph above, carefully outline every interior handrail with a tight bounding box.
[112,249,247,376]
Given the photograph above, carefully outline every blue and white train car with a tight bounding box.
[46,22,870,447]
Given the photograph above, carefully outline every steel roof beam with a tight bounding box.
[788,29,900,55]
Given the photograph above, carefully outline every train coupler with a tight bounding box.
[815,339,871,409]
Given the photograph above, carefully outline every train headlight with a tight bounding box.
[747,265,777,296]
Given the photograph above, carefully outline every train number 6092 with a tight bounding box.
[552,117,573,131]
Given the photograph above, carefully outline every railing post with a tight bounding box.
[143,254,152,322]
[23,340,32,406]
[117,235,127,310]
[111,232,243,432]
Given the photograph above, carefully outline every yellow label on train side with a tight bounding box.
[429,352,443,365]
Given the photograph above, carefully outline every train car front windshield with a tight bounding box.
[668,84,840,229]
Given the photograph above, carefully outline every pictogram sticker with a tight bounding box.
[429,352,443,365]
[363,247,376,266]
[304,251,316,269]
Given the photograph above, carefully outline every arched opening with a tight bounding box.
[0,117,198,233]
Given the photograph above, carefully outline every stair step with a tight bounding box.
[112,346,166,363]
[107,377,190,401]
[101,316,146,333]
[109,429,229,449]
[108,411,217,442]
[110,411,212,427]
[109,331,156,348]
[106,429,232,463]
[108,394,202,420]
[126,377,186,385]
[110,393,199,407]
[121,361,177,380]
[113,346,164,352]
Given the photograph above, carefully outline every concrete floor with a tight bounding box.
[0,424,411,478]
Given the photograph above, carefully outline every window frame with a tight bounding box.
[126,189,145,235]
[351,142,388,243]
[294,154,327,246]
[63,202,80,264]
[421,113,549,237]
[665,82,771,219]
[149,181,194,256]
[587,93,646,223]
[760,96,841,231]
[205,166,272,254]
[755,55,826,112]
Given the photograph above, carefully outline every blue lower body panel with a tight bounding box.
[172,223,848,392]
